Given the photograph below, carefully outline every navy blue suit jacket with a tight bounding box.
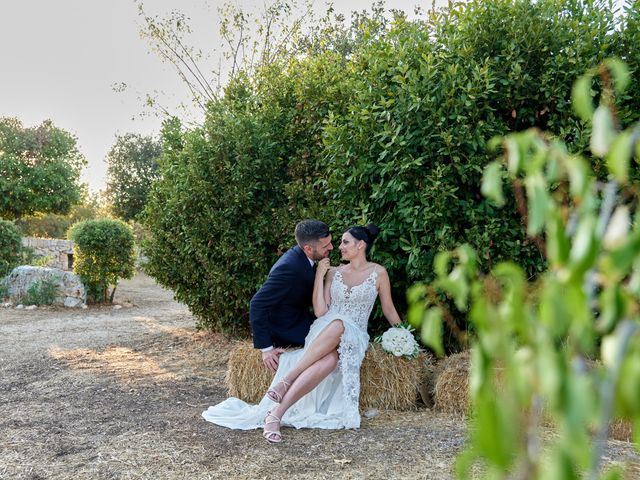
[250,245,315,349]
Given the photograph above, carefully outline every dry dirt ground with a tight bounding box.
[1,274,638,480]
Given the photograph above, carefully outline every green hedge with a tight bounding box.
[0,219,23,278]
[68,218,135,303]
[15,203,99,239]
[143,56,353,333]
[143,0,639,336]
[322,0,637,329]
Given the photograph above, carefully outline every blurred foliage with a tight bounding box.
[68,218,136,304]
[411,59,640,478]
[106,133,162,221]
[143,0,640,337]
[0,118,86,220]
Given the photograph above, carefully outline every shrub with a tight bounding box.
[323,0,637,330]
[19,278,57,306]
[15,201,101,239]
[143,0,639,339]
[128,220,150,246]
[411,61,640,478]
[68,218,135,303]
[30,254,54,267]
[0,219,23,278]
[143,51,353,333]
[16,213,74,239]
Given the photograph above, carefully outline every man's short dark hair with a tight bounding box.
[295,219,330,247]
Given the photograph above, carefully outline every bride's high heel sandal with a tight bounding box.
[266,379,291,403]
[263,411,283,443]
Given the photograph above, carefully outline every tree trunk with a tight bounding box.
[109,283,118,304]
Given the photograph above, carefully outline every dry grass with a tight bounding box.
[0,275,471,479]
[1,274,638,479]
[0,329,466,480]
[226,341,434,410]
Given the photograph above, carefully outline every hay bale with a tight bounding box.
[418,353,449,408]
[428,352,639,442]
[225,342,274,404]
[224,341,432,410]
[610,419,633,442]
[360,343,433,411]
[433,351,470,415]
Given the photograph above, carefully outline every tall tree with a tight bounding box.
[0,118,86,220]
[105,133,162,221]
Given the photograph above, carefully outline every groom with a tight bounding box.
[250,219,333,372]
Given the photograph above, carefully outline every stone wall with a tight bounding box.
[21,237,74,271]
[4,266,86,307]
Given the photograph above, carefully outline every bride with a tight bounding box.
[202,223,402,442]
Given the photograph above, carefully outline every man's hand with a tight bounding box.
[316,258,331,278]
[261,347,285,373]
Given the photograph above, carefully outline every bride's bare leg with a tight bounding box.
[285,320,344,383]
[267,320,344,400]
[271,350,338,420]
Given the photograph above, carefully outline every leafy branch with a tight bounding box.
[411,59,640,478]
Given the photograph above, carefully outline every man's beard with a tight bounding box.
[311,250,329,262]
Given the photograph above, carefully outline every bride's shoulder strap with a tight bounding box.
[372,264,387,281]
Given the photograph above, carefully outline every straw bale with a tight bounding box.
[433,351,471,415]
[610,419,633,442]
[420,353,449,408]
[415,358,439,408]
[225,342,275,404]
[427,351,638,443]
[225,341,433,410]
[360,343,434,411]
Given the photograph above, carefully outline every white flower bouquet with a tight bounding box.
[375,323,420,359]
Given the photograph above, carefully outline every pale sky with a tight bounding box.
[0,0,433,193]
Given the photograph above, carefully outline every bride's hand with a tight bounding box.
[316,258,331,278]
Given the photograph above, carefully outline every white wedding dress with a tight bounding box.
[202,267,379,430]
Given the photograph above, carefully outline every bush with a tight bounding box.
[15,201,101,239]
[19,278,57,306]
[411,60,640,479]
[16,213,74,239]
[0,279,8,300]
[143,51,353,333]
[323,0,638,327]
[0,219,24,278]
[143,0,639,338]
[68,218,135,303]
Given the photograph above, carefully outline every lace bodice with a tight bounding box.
[328,268,378,331]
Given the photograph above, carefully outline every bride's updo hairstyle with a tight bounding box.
[347,223,380,255]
